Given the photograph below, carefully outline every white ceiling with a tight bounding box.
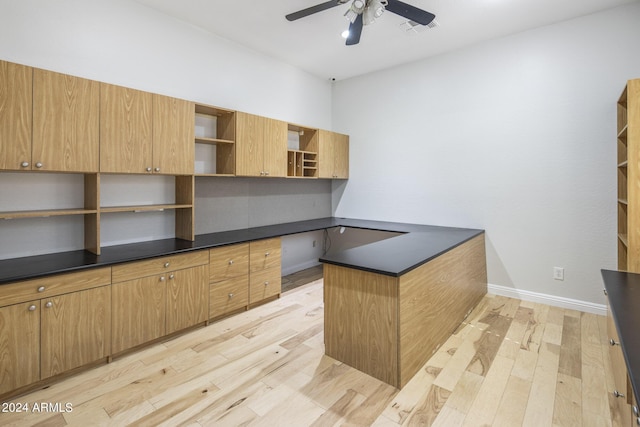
[133,0,638,81]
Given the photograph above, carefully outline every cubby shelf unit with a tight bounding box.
[287,124,318,178]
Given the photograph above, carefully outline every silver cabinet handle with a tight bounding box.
[21,161,29,168]
[633,406,639,416]
[164,262,170,268]
[265,171,270,176]
[229,260,234,265]
[169,274,174,280]
[146,167,152,172]
[264,281,269,286]
[228,293,234,298]
[160,276,166,281]
[45,301,53,308]
[613,390,625,398]
[610,338,620,346]
[38,286,46,293]
[265,252,270,257]
[35,162,43,168]
[28,305,37,311]
[154,167,160,172]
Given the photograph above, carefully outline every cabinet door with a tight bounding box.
[112,275,166,354]
[210,276,249,319]
[152,94,194,175]
[40,286,111,379]
[0,301,40,395]
[318,129,335,179]
[249,238,282,273]
[263,117,288,177]
[100,83,153,173]
[166,265,208,334]
[249,267,281,304]
[607,302,633,426]
[210,243,249,283]
[333,132,349,179]
[0,60,32,171]
[236,112,264,177]
[33,68,99,172]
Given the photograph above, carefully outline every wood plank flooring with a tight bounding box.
[1,278,616,426]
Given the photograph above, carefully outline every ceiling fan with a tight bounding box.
[285,0,436,46]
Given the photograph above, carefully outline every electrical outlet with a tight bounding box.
[553,267,564,281]
[312,240,316,248]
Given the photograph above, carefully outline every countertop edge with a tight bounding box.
[0,217,484,285]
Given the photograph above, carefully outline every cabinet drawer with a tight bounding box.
[0,268,111,308]
[249,267,281,304]
[249,238,281,273]
[112,250,209,283]
[210,244,249,283]
[210,276,249,318]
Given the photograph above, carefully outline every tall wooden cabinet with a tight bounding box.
[318,130,349,179]
[619,80,640,272]
[236,112,288,177]
[0,61,32,171]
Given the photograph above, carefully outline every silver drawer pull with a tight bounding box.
[169,274,174,280]
[37,286,46,293]
[45,301,53,308]
[160,276,166,281]
[613,390,625,398]
[264,281,269,286]
[228,293,234,298]
[265,252,270,257]
[28,305,37,311]
[229,260,234,265]
[35,162,43,168]
[21,161,29,168]
[164,262,170,268]
[610,338,620,346]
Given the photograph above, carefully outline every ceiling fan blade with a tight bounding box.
[346,13,364,45]
[385,0,435,25]
[286,1,345,21]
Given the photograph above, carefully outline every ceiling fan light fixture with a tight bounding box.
[341,29,350,38]
[363,0,386,25]
[344,8,358,23]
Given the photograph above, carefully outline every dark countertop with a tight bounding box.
[0,217,484,285]
[601,269,640,402]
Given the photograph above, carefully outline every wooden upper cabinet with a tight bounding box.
[0,60,32,171]
[264,117,288,178]
[33,68,99,172]
[153,94,194,175]
[100,83,152,173]
[236,112,287,177]
[318,130,349,179]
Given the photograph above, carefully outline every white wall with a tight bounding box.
[0,0,333,261]
[332,3,640,305]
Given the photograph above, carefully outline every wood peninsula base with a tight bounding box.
[323,234,487,388]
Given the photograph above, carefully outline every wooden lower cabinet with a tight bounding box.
[112,259,208,354]
[0,301,40,395]
[607,297,634,426]
[249,267,281,304]
[112,275,166,354]
[249,238,282,305]
[40,285,111,379]
[210,276,249,318]
[166,265,208,334]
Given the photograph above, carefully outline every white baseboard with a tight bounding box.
[282,260,322,277]
[487,283,606,316]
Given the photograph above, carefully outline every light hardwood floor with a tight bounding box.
[2,279,616,426]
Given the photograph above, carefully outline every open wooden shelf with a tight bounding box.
[0,208,98,220]
[100,204,192,214]
[195,137,234,145]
